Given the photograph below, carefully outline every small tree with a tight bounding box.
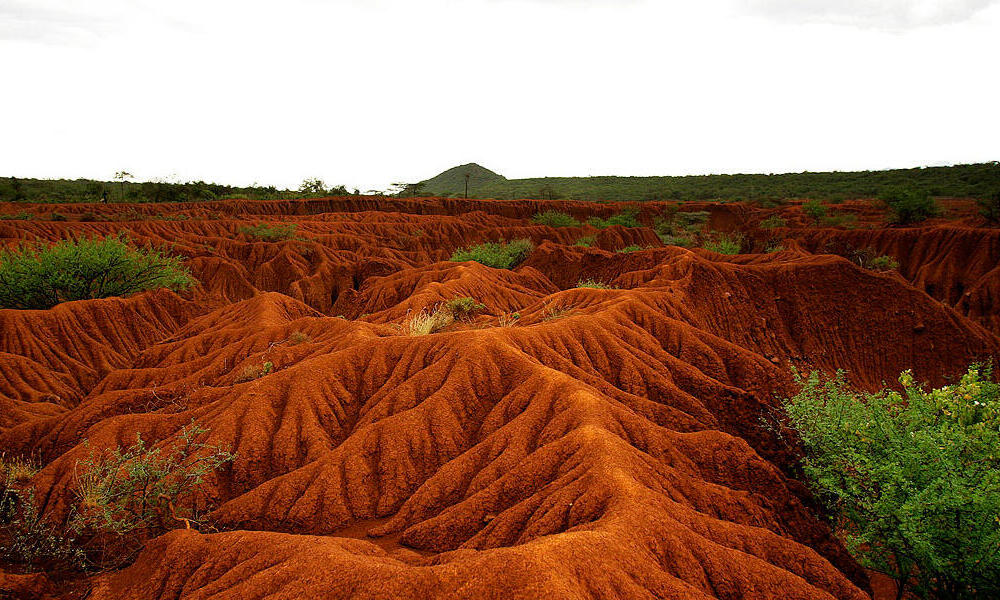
[977,191,1000,224]
[783,366,1000,600]
[880,188,940,225]
[0,234,196,310]
[298,178,327,195]
[803,199,828,224]
[114,171,133,202]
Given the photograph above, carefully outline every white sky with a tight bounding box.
[1,0,998,192]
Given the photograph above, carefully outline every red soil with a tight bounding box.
[0,196,997,599]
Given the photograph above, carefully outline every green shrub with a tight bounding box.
[764,240,784,253]
[576,279,614,289]
[0,211,31,221]
[1,487,86,571]
[803,199,828,223]
[703,233,743,255]
[658,234,695,247]
[759,215,787,229]
[444,296,486,319]
[868,254,899,271]
[820,212,858,228]
[239,223,299,241]
[49,212,68,222]
[450,239,534,269]
[617,245,644,253]
[235,361,273,383]
[782,366,1000,600]
[0,234,195,310]
[978,191,1000,224]
[587,209,642,229]
[675,211,710,230]
[574,235,596,247]
[880,188,940,225]
[532,211,579,227]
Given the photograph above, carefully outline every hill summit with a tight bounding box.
[418,163,506,197]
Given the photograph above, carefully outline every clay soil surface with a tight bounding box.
[1,196,997,599]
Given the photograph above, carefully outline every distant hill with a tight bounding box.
[418,163,506,197]
[420,162,1000,202]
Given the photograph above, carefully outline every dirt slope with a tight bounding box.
[0,196,997,600]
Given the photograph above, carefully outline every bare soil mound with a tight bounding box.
[1,196,996,599]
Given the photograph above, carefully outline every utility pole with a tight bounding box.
[464,173,470,199]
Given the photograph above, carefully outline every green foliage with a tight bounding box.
[783,366,1000,600]
[49,212,68,221]
[617,245,644,253]
[444,296,486,318]
[759,215,787,229]
[0,487,86,571]
[420,163,1000,203]
[881,187,941,225]
[532,211,580,227]
[450,239,534,269]
[235,361,274,383]
[239,223,299,241]
[0,176,325,204]
[703,233,743,255]
[764,240,784,253]
[587,209,642,229]
[820,212,859,228]
[417,163,507,198]
[868,254,899,271]
[803,199,828,223]
[574,235,596,247]
[0,211,31,220]
[977,191,1000,224]
[658,234,695,247]
[576,279,615,289]
[675,211,710,229]
[0,234,196,310]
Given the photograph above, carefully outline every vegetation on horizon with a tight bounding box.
[0,234,195,310]
[781,366,1000,600]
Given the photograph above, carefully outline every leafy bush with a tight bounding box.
[978,191,1000,224]
[532,211,579,227]
[880,188,940,225]
[675,211,710,230]
[803,199,828,223]
[658,234,695,247]
[759,215,787,229]
[764,240,784,253]
[239,223,299,241]
[783,366,1000,600]
[0,234,196,310]
[617,245,644,253]
[1,487,86,570]
[0,211,31,220]
[587,209,642,229]
[868,254,899,271]
[444,296,486,319]
[235,361,273,383]
[703,233,743,255]
[450,239,534,269]
[577,279,614,289]
[574,235,596,247]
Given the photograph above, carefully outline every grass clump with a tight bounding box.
[803,199,827,223]
[0,211,32,220]
[576,279,615,289]
[587,209,641,229]
[235,361,273,383]
[702,233,744,255]
[450,238,534,269]
[406,306,454,336]
[574,235,596,247]
[239,222,299,241]
[867,254,899,271]
[497,312,521,327]
[880,187,940,225]
[532,211,579,227]
[617,245,644,253]
[0,234,196,310]
[759,214,787,229]
[782,365,1000,600]
[288,330,311,345]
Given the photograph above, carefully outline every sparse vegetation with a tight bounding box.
[444,296,486,319]
[497,312,521,327]
[587,209,642,229]
[782,366,1000,600]
[450,238,534,269]
[617,245,644,253]
[239,223,299,241]
[406,305,455,335]
[803,199,827,223]
[0,211,31,220]
[0,234,196,310]
[576,279,615,289]
[532,211,580,227]
[575,235,596,247]
[867,254,899,271]
[288,331,311,345]
[542,303,576,321]
[235,361,273,383]
[759,215,787,229]
[881,187,940,225]
[703,233,744,255]
[977,191,1000,224]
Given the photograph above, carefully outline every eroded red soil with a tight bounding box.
[1,197,997,599]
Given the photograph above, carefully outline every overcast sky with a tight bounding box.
[1,0,997,192]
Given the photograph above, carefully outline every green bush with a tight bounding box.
[868,254,899,271]
[444,296,486,318]
[574,235,596,247]
[239,223,299,241]
[703,233,743,255]
[0,211,31,221]
[783,366,1000,600]
[675,211,710,230]
[803,199,828,223]
[0,234,196,310]
[532,211,579,227]
[587,209,642,229]
[617,245,644,253]
[450,239,534,269]
[658,234,695,247]
[759,215,787,229]
[576,279,614,289]
[978,191,1000,224]
[880,188,940,225]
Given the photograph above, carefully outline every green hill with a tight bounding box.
[424,162,999,203]
[418,163,507,197]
